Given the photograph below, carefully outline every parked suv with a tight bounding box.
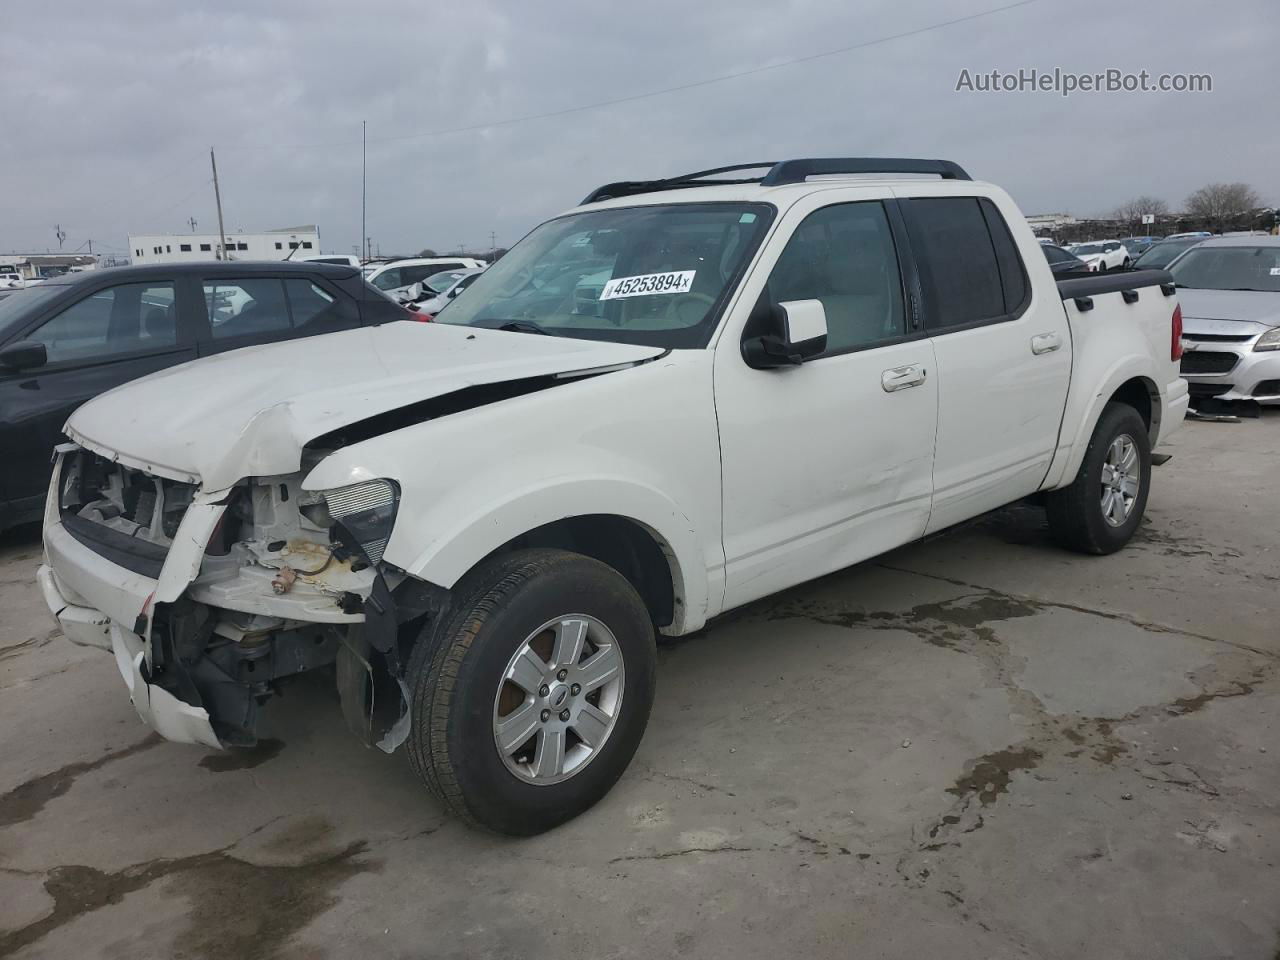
[39,159,1186,835]
[363,257,486,301]
[0,261,405,530]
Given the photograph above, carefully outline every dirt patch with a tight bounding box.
[946,746,1043,807]
[199,738,285,772]
[0,734,162,829]
[0,838,373,959]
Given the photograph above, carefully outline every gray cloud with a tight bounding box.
[0,0,1275,258]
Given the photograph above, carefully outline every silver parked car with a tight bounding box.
[1171,236,1280,403]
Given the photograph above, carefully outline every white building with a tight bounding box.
[127,225,322,264]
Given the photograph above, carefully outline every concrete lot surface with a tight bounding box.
[1,414,1278,959]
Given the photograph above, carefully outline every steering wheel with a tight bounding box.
[662,291,717,326]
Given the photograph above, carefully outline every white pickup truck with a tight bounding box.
[39,158,1189,835]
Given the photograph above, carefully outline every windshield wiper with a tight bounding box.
[495,320,559,336]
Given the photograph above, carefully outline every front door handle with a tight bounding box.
[1031,332,1063,355]
[881,364,926,392]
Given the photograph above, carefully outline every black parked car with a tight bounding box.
[1040,243,1091,277]
[0,261,406,531]
[1132,237,1206,271]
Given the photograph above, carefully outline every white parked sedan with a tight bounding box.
[1068,240,1130,272]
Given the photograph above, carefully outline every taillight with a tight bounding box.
[1171,304,1183,361]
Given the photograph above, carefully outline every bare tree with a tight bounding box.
[417,248,439,257]
[1185,183,1262,232]
[1112,196,1170,228]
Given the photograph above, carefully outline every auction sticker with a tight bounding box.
[599,270,695,300]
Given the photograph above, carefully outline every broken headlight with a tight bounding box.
[301,479,400,563]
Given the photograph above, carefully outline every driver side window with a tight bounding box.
[765,202,906,355]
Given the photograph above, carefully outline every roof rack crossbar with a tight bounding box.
[581,157,971,204]
[760,158,971,185]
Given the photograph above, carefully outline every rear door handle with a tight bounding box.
[881,364,926,392]
[1031,332,1062,355]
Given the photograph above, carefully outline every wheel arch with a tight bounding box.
[1044,361,1162,491]
[396,482,709,634]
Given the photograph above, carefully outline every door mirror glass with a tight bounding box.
[0,340,48,370]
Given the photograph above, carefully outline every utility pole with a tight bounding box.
[489,231,497,258]
[361,120,367,261]
[188,216,198,233]
[54,224,65,250]
[210,148,228,260]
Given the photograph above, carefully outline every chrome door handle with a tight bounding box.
[881,364,926,392]
[1031,332,1062,355]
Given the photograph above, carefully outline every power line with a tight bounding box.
[230,0,1044,154]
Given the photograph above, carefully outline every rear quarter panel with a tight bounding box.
[1041,283,1186,490]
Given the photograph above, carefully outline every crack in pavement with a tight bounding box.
[637,766,737,797]
[874,562,1279,661]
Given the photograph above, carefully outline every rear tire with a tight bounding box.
[1046,402,1151,554]
[406,548,656,835]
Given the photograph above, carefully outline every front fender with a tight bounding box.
[393,478,709,634]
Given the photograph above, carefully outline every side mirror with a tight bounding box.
[0,340,47,371]
[742,299,828,369]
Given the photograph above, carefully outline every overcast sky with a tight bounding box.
[1,0,1275,258]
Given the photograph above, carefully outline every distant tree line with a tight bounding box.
[1103,182,1272,237]
[1036,182,1275,244]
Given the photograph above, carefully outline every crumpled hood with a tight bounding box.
[66,322,663,491]
[1178,289,1280,334]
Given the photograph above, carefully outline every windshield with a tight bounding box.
[1169,246,1280,292]
[423,270,468,294]
[434,202,773,347]
[1134,239,1200,269]
[0,283,68,335]
[1072,243,1104,255]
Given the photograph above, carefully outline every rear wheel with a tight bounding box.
[1046,402,1151,554]
[407,549,656,835]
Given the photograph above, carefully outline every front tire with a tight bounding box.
[1046,402,1151,554]
[407,549,656,835]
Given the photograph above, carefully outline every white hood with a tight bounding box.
[66,322,663,491]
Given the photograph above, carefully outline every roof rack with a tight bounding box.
[581,157,971,204]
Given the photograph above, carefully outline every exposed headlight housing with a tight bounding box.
[1253,326,1280,352]
[301,479,399,563]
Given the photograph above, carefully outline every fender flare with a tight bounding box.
[1044,357,1160,490]
[393,477,712,634]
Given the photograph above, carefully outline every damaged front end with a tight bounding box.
[49,447,442,753]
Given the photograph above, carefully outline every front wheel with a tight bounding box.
[1046,402,1151,554]
[407,549,657,835]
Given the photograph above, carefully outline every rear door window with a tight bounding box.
[902,197,1025,331]
[204,278,291,339]
[29,282,178,364]
[284,278,358,329]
